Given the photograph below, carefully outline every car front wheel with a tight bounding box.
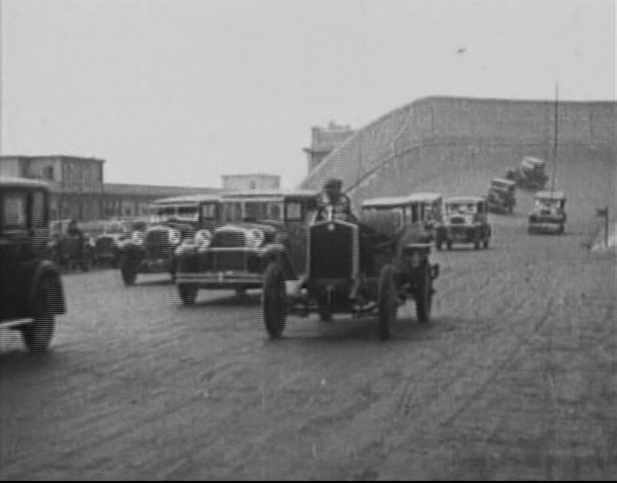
[121,261,137,286]
[378,264,397,340]
[263,262,287,339]
[415,265,433,324]
[178,284,198,305]
[21,277,57,352]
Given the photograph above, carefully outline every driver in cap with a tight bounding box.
[316,178,355,222]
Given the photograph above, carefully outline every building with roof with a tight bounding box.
[221,173,281,192]
[0,155,220,221]
[303,122,355,175]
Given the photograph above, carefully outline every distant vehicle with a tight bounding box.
[118,194,222,286]
[506,156,549,191]
[487,178,517,214]
[528,191,567,235]
[91,220,132,267]
[260,193,440,340]
[48,219,95,272]
[0,177,66,351]
[436,196,492,250]
[174,190,318,304]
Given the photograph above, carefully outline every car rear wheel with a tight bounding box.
[21,277,58,352]
[263,262,287,339]
[121,261,137,286]
[415,265,433,324]
[446,240,453,251]
[378,264,397,340]
[178,284,198,305]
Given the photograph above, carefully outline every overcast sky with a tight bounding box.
[0,0,615,188]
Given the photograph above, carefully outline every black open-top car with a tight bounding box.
[174,190,318,304]
[261,193,440,341]
[118,194,222,286]
[0,177,66,351]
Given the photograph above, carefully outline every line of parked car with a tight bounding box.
[0,160,569,352]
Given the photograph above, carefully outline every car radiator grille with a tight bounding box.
[145,230,171,259]
[211,231,246,248]
[309,223,354,279]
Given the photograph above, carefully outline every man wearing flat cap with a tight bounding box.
[316,178,356,222]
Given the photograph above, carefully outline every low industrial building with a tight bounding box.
[0,155,219,221]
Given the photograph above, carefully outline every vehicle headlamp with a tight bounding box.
[194,229,212,249]
[168,229,181,245]
[245,229,265,249]
[131,231,145,245]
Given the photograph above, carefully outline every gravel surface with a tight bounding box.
[1,192,615,480]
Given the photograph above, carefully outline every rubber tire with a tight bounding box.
[558,224,565,235]
[318,308,333,322]
[377,264,397,341]
[121,262,137,286]
[178,284,198,305]
[262,262,287,339]
[446,240,453,251]
[415,265,433,324]
[21,277,57,352]
[483,237,489,249]
[435,239,443,251]
[474,237,481,250]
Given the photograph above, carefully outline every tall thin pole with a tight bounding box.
[0,0,3,157]
[550,83,559,194]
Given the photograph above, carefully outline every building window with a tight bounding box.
[42,166,54,181]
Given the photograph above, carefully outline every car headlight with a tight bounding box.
[131,231,145,245]
[194,229,212,249]
[245,229,264,249]
[168,229,181,245]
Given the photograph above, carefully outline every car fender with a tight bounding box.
[29,260,66,315]
[259,243,297,280]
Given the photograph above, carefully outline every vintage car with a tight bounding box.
[261,194,440,341]
[506,156,549,191]
[48,219,95,272]
[528,191,567,234]
[118,194,222,286]
[174,190,318,304]
[407,192,443,240]
[487,178,517,214]
[436,196,492,250]
[91,220,133,267]
[0,177,66,351]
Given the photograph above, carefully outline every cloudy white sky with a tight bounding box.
[0,0,615,188]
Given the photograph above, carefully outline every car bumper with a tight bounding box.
[138,258,173,273]
[176,270,263,288]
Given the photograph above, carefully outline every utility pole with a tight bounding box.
[550,83,559,194]
[0,0,3,157]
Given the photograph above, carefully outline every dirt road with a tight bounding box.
[1,202,615,479]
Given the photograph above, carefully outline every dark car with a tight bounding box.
[436,196,492,250]
[0,177,66,351]
[174,190,318,304]
[91,220,133,267]
[487,178,517,214]
[118,194,222,286]
[261,193,440,341]
[506,156,549,191]
[48,219,95,272]
[528,191,567,234]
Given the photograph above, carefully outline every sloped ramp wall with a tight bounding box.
[300,96,616,212]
